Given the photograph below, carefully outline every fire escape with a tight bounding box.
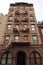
[3,10,30,50]
[13,10,30,45]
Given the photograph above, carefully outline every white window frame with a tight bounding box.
[14,35,19,42]
[16,24,19,30]
[4,35,10,43]
[30,16,33,20]
[29,10,32,14]
[24,24,27,30]
[32,35,38,44]
[9,16,13,20]
[31,24,36,31]
[7,24,12,30]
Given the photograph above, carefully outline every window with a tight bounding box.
[9,16,13,20]
[14,35,19,42]
[32,35,38,44]
[10,9,14,14]
[24,24,27,28]
[22,11,28,15]
[24,24,27,30]
[24,35,28,41]
[29,9,32,14]
[4,35,10,43]
[30,51,42,64]
[30,16,33,20]
[31,24,36,30]
[1,52,12,64]
[7,24,12,30]
[41,29,43,34]
[16,24,19,30]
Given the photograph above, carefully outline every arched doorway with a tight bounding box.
[17,51,26,65]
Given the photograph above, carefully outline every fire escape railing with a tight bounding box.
[3,11,29,50]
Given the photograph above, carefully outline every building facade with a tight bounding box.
[38,24,43,44]
[0,13,7,50]
[0,2,43,65]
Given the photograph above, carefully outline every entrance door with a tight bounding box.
[17,51,25,65]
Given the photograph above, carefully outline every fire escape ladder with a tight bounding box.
[17,28,27,41]
[17,21,27,42]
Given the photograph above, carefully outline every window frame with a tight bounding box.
[15,24,19,30]
[30,16,34,20]
[31,24,36,31]
[24,35,28,41]
[4,35,10,43]
[9,16,13,20]
[29,51,42,64]
[7,24,12,30]
[32,35,38,44]
[1,52,12,64]
[14,35,19,42]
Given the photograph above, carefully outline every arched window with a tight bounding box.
[29,51,42,64]
[1,51,12,64]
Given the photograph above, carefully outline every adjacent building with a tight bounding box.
[38,23,43,44]
[0,2,43,65]
[0,13,7,50]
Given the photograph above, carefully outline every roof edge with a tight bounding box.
[10,2,33,6]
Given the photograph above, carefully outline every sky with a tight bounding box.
[0,0,43,21]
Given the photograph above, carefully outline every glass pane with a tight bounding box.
[33,41,38,44]
[7,24,11,30]
[14,35,19,42]
[33,36,37,40]
[8,53,12,58]
[2,59,6,64]
[24,24,27,28]
[30,10,32,14]
[36,53,40,58]
[16,25,19,30]
[9,16,13,20]
[37,58,40,64]
[31,25,35,30]
[30,53,34,58]
[33,36,38,44]
[30,16,33,20]
[24,35,28,40]
[3,54,6,58]
[7,59,12,64]
[5,35,10,43]
[5,36,9,40]
[30,58,34,64]
[5,40,9,43]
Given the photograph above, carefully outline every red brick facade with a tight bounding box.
[38,24,43,44]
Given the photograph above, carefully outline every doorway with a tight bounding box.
[17,51,26,65]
